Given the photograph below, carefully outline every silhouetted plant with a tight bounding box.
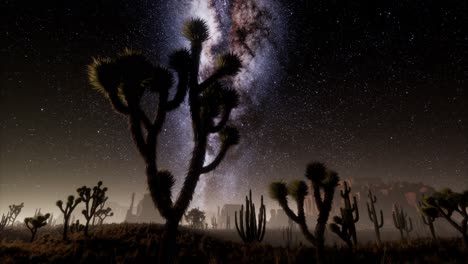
[96,207,113,225]
[330,181,359,248]
[425,188,467,247]
[366,188,384,245]
[57,195,82,240]
[234,189,266,243]
[4,203,24,226]
[418,198,438,240]
[77,181,108,236]
[269,162,339,263]
[184,208,206,229]
[24,213,50,242]
[88,17,241,263]
[211,215,217,229]
[0,213,9,233]
[392,204,413,240]
[226,214,231,230]
[69,219,85,234]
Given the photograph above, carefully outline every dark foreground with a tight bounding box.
[0,224,467,264]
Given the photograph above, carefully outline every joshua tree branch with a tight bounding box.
[208,107,232,133]
[200,142,231,174]
[166,72,189,111]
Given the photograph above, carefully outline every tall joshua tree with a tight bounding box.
[88,18,241,263]
[56,195,82,240]
[269,162,339,264]
[77,181,108,236]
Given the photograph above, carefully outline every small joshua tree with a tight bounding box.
[95,207,113,225]
[329,181,359,248]
[77,181,108,236]
[234,189,266,243]
[57,195,82,240]
[24,213,50,242]
[88,17,241,263]
[366,188,384,244]
[0,213,10,233]
[7,203,24,226]
[418,199,438,240]
[184,208,206,229]
[392,204,413,240]
[424,188,467,247]
[269,162,339,264]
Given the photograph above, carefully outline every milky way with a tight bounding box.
[148,0,288,209]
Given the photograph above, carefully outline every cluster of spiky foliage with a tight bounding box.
[392,204,413,240]
[211,215,217,229]
[424,188,468,247]
[24,213,50,242]
[329,181,359,248]
[269,162,339,263]
[366,189,384,245]
[77,181,108,236]
[418,198,438,240]
[234,190,266,243]
[56,195,82,240]
[88,17,242,263]
[184,208,206,229]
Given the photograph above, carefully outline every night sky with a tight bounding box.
[1,0,467,218]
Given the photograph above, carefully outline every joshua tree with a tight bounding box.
[95,207,114,225]
[424,188,467,247]
[24,213,50,242]
[7,203,24,226]
[185,208,206,229]
[211,215,217,229]
[392,204,413,240]
[234,189,266,243]
[269,162,340,263]
[366,188,384,244]
[77,181,108,236]
[418,199,438,240]
[88,18,241,263]
[57,195,82,240]
[329,181,359,248]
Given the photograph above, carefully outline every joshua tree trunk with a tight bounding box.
[159,220,179,263]
[30,230,36,242]
[63,218,68,240]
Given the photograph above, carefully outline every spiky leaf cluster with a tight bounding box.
[183,18,209,42]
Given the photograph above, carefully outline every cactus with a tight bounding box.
[269,162,339,263]
[77,181,108,236]
[366,188,384,244]
[57,195,82,240]
[24,213,50,242]
[392,204,413,240]
[211,215,217,229]
[96,207,114,225]
[88,17,241,264]
[234,190,266,243]
[424,188,467,247]
[329,181,359,248]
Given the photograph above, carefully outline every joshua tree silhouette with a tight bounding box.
[88,18,241,263]
[269,162,339,264]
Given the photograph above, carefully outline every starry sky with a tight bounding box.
[1,0,467,217]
